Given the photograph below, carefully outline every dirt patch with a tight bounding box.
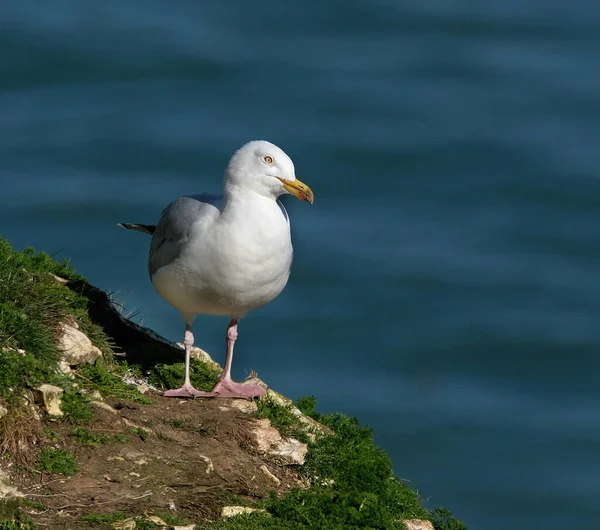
[13,393,304,529]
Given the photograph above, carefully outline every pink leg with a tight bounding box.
[163,325,218,399]
[211,319,266,400]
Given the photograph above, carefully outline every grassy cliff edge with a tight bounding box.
[0,237,466,530]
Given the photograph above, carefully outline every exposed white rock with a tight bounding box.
[221,506,267,518]
[0,404,7,419]
[113,519,136,530]
[259,464,281,486]
[146,515,167,526]
[403,519,435,530]
[219,400,257,414]
[199,455,214,474]
[0,470,23,499]
[91,401,118,414]
[249,418,307,465]
[172,525,196,530]
[57,321,102,367]
[33,384,64,417]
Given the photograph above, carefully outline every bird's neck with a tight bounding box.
[222,184,278,218]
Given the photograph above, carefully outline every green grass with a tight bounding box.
[0,238,113,411]
[148,358,220,393]
[60,387,94,424]
[0,499,36,530]
[71,427,111,447]
[80,510,128,526]
[19,500,45,512]
[256,397,310,443]
[78,362,152,405]
[37,447,78,475]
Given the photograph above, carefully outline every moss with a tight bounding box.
[203,398,466,530]
[37,447,78,475]
[78,362,152,405]
[148,359,220,393]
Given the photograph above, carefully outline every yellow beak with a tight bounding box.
[277,177,314,204]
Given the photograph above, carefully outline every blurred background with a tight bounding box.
[1,1,599,528]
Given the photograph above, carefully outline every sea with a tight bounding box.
[1,1,599,528]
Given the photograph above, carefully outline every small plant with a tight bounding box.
[60,388,93,424]
[19,499,46,511]
[131,427,148,441]
[0,499,36,530]
[80,510,128,526]
[148,359,220,393]
[430,508,468,530]
[256,397,309,443]
[71,427,110,447]
[37,447,78,475]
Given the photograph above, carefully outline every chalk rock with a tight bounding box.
[0,470,23,499]
[403,519,435,530]
[259,464,281,486]
[34,384,64,417]
[0,403,7,419]
[221,506,267,518]
[57,321,102,366]
[249,418,307,465]
[219,399,257,414]
[146,515,167,526]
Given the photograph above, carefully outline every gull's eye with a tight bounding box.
[263,155,273,164]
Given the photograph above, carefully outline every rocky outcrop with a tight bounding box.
[33,384,64,417]
[403,519,435,530]
[0,470,23,500]
[56,320,102,370]
[221,506,268,518]
[249,417,308,465]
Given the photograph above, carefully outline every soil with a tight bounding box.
[14,393,304,529]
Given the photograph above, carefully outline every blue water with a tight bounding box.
[2,1,600,528]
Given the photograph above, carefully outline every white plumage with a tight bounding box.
[120,140,314,399]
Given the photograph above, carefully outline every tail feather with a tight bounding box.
[118,223,156,235]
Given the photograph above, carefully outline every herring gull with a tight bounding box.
[119,140,314,399]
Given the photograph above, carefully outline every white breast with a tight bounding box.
[152,195,293,318]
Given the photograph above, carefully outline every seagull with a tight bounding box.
[119,140,314,399]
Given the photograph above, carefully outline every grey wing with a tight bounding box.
[148,194,222,278]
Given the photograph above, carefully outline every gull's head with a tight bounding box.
[225,140,314,204]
